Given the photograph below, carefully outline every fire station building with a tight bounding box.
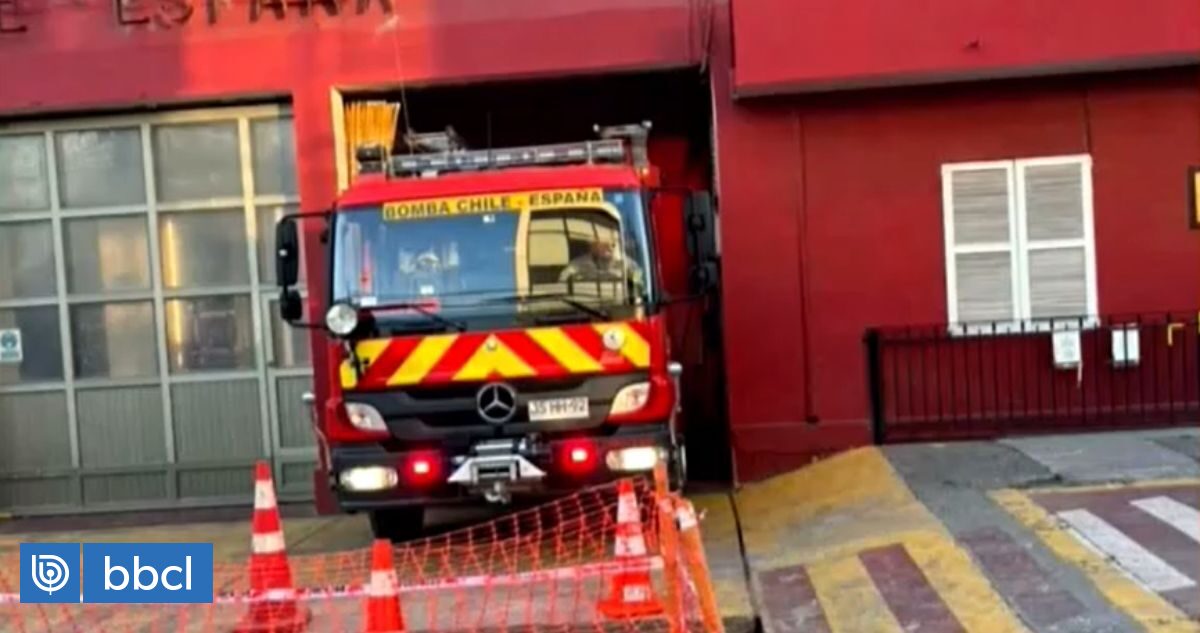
[1,0,1198,512]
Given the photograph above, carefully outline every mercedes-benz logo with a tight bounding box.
[476,383,517,424]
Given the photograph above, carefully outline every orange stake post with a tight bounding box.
[676,499,724,633]
[653,462,685,633]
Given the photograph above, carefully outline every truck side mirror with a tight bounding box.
[279,289,303,323]
[684,191,719,294]
[276,218,300,288]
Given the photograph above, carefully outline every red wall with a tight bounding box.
[732,0,1200,95]
[0,0,699,113]
[714,60,1200,480]
[0,0,700,220]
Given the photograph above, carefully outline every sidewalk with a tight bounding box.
[742,428,1200,633]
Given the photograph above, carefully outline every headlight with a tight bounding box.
[325,303,359,336]
[609,382,651,416]
[345,402,387,432]
[338,466,398,492]
[606,446,660,472]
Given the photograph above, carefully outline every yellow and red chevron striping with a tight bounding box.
[339,321,655,389]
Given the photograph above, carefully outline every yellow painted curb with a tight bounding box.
[1011,478,1200,495]
[734,447,933,564]
[992,488,1200,633]
[735,448,1028,632]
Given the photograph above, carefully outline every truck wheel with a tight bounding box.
[368,507,426,542]
[670,443,688,492]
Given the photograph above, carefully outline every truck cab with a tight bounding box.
[275,125,711,539]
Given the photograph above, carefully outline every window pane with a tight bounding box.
[0,306,63,384]
[165,295,254,373]
[1029,248,1088,319]
[55,128,146,208]
[153,122,242,202]
[268,298,310,367]
[159,210,250,289]
[71,302,158,379]
[0,221,55,299]
[1025,163,1085,241]
[64,216,151,294]
[955,252,1013,323]
[256,204,301,285]
[251,118,297,196]
[0,134,49,211]
[529,209,629,301]
[951,168,1010,244]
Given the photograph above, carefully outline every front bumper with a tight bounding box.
[329,423,671,511]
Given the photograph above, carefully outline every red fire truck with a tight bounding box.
[274,123,719,539]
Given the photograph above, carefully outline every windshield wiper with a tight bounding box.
[364,301,467,333]
[486,293,610,321]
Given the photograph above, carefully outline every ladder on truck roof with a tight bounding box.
[355,122,651,179]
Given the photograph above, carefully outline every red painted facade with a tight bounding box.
[713,68,1200,478]
[731,0,1200,94]
[0,0,701,223]
[4,0,1198,483]
[712,7,1200,479]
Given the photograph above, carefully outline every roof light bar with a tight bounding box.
[350,121,652,179]
[387,139,627,177]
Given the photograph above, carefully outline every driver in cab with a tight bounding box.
[558,237,643,296]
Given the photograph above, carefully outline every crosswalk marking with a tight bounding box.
[1132,496,1200,545]
[904,532,1027,633]
[807,555,904,633]
[1058,508,1196,592]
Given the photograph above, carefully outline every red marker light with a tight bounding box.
[561,440,597,475]
[403,452,441,486]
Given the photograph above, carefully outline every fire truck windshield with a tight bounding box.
[330,188,653,324]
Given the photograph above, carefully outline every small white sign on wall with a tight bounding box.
[1112,325,1140,367]
[0,329,22,364]
[1052,330,1082,369]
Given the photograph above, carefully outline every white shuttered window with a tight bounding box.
[942,155,1097,328]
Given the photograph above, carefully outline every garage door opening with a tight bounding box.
[340,69,732,485]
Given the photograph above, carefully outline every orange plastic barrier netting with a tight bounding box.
[0,478,722,633]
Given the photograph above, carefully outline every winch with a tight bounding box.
[447,438,547,504]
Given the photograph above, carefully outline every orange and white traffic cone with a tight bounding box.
[234,461,310,633]
[363,539,405,633]
[597,479,664,619]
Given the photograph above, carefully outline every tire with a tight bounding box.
[368,506,426,542]
[670,441,688,492]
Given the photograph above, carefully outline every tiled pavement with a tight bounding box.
[755,529,1028,632]
[749,430,1200,632]
[997,480,1200,632]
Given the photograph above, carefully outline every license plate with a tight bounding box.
[528,397,589,422]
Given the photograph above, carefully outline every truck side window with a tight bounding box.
[527,208,628,301]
